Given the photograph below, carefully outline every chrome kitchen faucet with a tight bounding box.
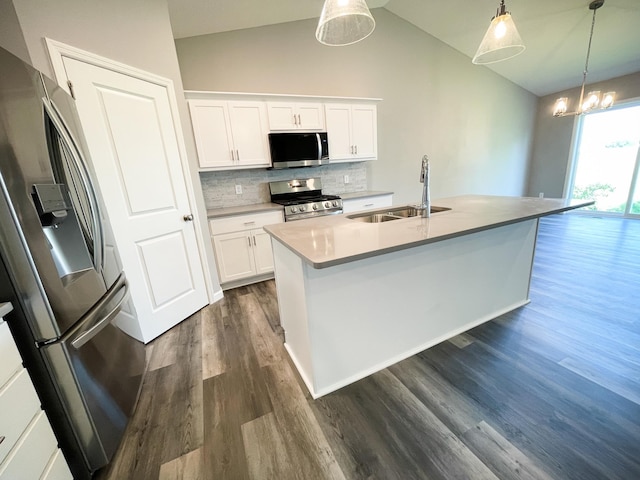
[420,154,431,218]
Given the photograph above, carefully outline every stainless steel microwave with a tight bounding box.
[268,132,329,169]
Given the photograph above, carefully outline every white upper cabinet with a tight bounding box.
[185,92,380,171]
[188,99,270,170]
[267,101,325,131]
[325,103,377,162]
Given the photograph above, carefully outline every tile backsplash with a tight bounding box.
[200,162,367,210]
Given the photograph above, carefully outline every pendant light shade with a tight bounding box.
[472,1,525,65]
[316,0,376,46]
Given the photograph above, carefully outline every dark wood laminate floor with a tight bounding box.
[96,214,640,480]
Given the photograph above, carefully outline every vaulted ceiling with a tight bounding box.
[167,0,640,97]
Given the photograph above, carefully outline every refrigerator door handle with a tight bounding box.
[68,272,128,349]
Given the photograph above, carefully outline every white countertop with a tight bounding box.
[0,302,13,319]
[264,195,593,269]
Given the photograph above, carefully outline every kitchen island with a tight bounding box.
[264,195,592,398]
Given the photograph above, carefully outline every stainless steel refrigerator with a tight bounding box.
[0,47,145,479]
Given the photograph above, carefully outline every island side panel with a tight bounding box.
[271,239,317,393]
[302,219,539,397]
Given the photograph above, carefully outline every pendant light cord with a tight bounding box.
[578,5,599,110]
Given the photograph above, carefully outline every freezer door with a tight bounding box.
[40,273,145,472]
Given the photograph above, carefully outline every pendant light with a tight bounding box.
[472,0,525,65]
[316,0,376,46]
[552,0,615,117]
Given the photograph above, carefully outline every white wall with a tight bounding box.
[5,0,221,296]
[176,9,538,205]
[528,71,640,198]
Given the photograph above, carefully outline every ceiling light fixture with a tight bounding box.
[553,0,615,117]
[316,0,376,46]
[472,0,525,65]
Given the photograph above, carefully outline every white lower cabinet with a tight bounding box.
[252,229,277,274]
[342,194,393,213]
[0,312,72,480]
[210,210,283,287]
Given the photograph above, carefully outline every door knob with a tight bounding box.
[183,214,194,222]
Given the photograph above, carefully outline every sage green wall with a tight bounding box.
[528,71,640,198]
[176,9,537,205]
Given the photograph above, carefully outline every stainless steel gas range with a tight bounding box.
[269,178,343,221]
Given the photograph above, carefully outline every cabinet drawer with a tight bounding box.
[210,210,283,236]
[342,194,393,214]
[41,449,73,480]
[0,369,41,464]
[0,410,58,480]
[0,322,22,388]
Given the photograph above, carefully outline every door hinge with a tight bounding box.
[67,80,75,99]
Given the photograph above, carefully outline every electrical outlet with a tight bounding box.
[539,192,544,198]
[235,185,243,195]
[344,175,350,184]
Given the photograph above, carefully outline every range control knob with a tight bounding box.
[332,201,339,207]
[299,205,306,212]
[324,201,331,208]
[312,204,318,210]
[291,206,297,213]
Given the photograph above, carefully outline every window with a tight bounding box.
[567,102,640,217]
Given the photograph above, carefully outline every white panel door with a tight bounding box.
[188,100,234,168]
[227,101,270,167]
[62,57,207,342]
[352,104,377,159]
[252,229,275,274]
[267,102,324,130]
[212,231,256,283]
[297,102,325,130]
[267,102,297,130]
[325,104,352,161]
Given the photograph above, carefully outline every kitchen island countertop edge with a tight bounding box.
[263,195,593,269]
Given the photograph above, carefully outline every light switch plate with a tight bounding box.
[235,185,242,195]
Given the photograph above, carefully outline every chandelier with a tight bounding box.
[553,0,615,117]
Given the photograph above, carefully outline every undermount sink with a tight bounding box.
[347,205,451,223]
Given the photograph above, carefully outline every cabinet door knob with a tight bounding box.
[183,214,194,222]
